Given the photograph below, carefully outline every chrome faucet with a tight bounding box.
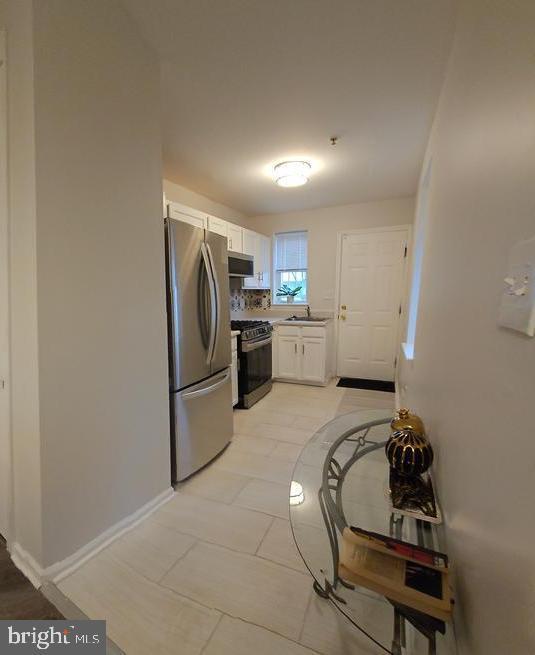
[305,305,311,318]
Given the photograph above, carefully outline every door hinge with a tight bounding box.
[398,304,402,316]
[404,244,408,258]
[394,356,398,368]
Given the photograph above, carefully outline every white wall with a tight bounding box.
[5,0,171,570]
[399,1,535,653]
[248,197,414,311]
[164,179,249,226]
[3,0,44,564]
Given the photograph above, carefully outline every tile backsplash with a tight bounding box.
[230,288,271,312]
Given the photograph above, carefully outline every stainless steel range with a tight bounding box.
[231,320,273,408]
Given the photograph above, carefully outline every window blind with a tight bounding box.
[274,231,308,271]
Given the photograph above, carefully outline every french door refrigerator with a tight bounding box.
[165,218,233,482]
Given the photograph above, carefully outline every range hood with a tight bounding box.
[228,251,254,277]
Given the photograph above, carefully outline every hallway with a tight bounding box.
[56,382,394,655]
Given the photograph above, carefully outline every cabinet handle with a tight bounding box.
[229,238,233,250]
[302,344,305,354]
[294,343,297,354]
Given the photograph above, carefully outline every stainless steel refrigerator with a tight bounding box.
[165,218,233,482]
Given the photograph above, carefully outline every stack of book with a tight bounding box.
[339,526,452,621]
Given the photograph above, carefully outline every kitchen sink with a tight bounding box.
[285,315,326,322]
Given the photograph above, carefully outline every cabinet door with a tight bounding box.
[300,337,326,383]
[227,224,243,252]
[259,234,271,288]
[242,229,257,257]
[231,349,238,406]
[277,336,300,379]
[242,229,260,288]
[168,204,207,229]
[208,215,228,238]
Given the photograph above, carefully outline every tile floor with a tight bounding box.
[58,380,394,655]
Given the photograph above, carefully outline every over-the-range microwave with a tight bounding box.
[228,251,254,278]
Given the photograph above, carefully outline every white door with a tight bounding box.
[336,228,408,381]
[301,337,325,383]
[277,336,300,379]
[0,31,10,539]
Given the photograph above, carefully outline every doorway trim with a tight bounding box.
[333,225,412,379]
[0,29,13,543]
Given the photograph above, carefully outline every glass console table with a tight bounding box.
[289,409,457,655]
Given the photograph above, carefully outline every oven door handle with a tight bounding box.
[240,335,273,352]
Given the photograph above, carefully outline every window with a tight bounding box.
[273,231,308,304]
[404,161,431,360]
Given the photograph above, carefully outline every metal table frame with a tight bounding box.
[312,416,446,655]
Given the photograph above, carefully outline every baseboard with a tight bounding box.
[10,542,45,589]
[11,487,174,589]
[46,487,175,584]
[272,377,329,387]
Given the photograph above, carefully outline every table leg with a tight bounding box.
[392,609,402,655]
[313,580,330,599]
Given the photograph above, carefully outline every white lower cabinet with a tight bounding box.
[231,335,239,406]
[277,335,301,379]
[300,337,326,383]
[273,324,332,386]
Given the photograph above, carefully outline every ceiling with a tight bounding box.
[121,0,456,216]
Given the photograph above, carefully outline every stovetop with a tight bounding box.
[231,319,272,341]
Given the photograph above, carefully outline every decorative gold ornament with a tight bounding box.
[390,408,426,436]
[385,428,434,477]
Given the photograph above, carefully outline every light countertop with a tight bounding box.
[277,318,330,326]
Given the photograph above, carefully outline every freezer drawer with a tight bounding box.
[171,368,233,482]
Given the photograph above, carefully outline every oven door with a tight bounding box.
[238,333,273,408]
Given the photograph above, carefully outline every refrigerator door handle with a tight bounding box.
[200,242,217,365]
[205,242,220,365]
[182,369,230,400]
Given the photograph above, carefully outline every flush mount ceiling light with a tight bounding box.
[274,160,311,188]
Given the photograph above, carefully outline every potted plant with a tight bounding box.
[276,284,302,304]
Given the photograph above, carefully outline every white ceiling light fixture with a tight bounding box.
[274,160,311,188]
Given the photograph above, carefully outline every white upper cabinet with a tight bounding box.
[167,202,207,230]
[207,215,228,238]
[242,231,271,289]
[167,203,270,282]
[242,229,257,257]
[227,223,243,252]
[259,234,271,288]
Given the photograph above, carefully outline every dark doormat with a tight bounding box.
[337,377,395,393]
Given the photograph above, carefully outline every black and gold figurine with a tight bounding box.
[386,409,436,517]
[385,428,434,476]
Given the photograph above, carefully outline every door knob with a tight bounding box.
[340,315,346,321]
[341,305,347,310]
